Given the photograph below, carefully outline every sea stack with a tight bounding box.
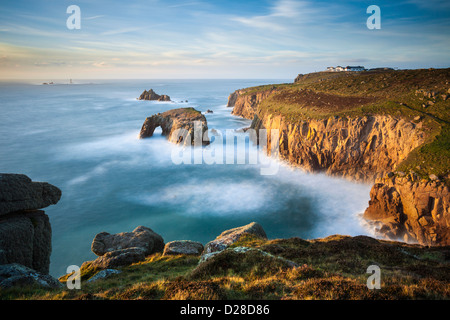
[138,89,171,102]
[139,107,209,146]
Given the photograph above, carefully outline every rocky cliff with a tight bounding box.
[227,69,449,246]
[139,107,209,146]
[229,88,276,120]
[0,174,61,275]
[364,174,449,245]
[251,111,426,182]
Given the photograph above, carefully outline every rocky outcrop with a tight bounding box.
[91,226,164,257]
[0,174,61,274]
[228,88,276,119]
[202,222,267,256]
[138,89,171,102]
[0,173,61,216]
[194,246,298,275]
[89,226,164,269]
[0,263,62,289]
[163,240,204,256]
[251,112,426,182]
[0,210,52,274]
[364,174,450,246]
[88,247,147,269]
[86,269,121,283]
[139,108,209,146]
[294,74,304,83]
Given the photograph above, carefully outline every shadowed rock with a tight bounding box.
[0,263,62,289]
[0,174,60,275]
[0,174,61,216]
[0,210,52,274]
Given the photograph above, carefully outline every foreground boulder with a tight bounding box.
[163,240,204,256]
[0,263,62,289]
[0,173,61,216]
[138,89,171,102]
[139,107,209,146]
[202,222,267,256]
[0,174,61,275]
[87,226,165,270]
[88,247,147,269]
[91,226,164,256]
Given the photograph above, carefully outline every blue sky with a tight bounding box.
[0,0,449,79]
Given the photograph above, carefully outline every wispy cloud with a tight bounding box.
[84,15,105,20]
[231,0,322,31]
[168,2,202,8]
[100,27,143,36]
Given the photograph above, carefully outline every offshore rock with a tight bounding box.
[139,107,209,146]
[138,89,171,101]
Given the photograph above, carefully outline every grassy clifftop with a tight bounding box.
[2,234,449,300]
[240,68,450,183]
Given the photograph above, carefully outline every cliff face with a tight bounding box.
[364,175,449,246]
[228,88,448,246]
[252,112,426,182]
[229,91,426,182]
[229,88,276,120]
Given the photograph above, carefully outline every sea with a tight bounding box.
[0,79,372,277]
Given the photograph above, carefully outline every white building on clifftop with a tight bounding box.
[326,66,365,72]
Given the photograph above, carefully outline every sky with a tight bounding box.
[0,0,449,79]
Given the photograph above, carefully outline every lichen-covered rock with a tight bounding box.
[0,263,62,289]
[163,240,204,256]
[138,89,171,101]
[89,248,146,269]
[192,246,297,279]
[0,173,61,216]
[91,226,164,256]
[86,269,121,283]
[364,175,450,246]
[139,108,209,146]
[202,222,267,255]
